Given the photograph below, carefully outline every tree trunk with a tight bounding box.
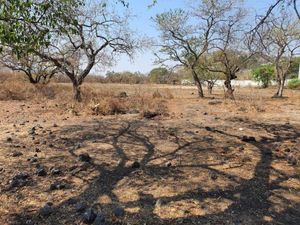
[73,82,82,102]
[192,70,204,98]
[207,81,213,95]
[273,78,285,98]
[224,78,234,99]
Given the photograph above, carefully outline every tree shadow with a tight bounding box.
[6,117,300,225]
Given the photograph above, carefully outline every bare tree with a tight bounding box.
[0,49,58,84]
[154,0,231,98]
[254,11,300,97]
[204,1,255,99]
[34,1,135,101]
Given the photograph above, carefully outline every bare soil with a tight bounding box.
[0,84,299,225]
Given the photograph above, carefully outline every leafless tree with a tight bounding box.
[0,49,58,84]
[204,1,255,99]
[154,0,234,98]
[253,0,300,32]
[254,11,300,97]
[35,1,135,101]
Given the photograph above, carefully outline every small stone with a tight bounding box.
[166,162,172,167]
[203,112,208,115]
[241,136,256,142]
[83,208,97,224]
[94,213,106,225]
[10,173,30,188]
[6,137,13,142]
[53,124,58,127]
[50,168,62,175]
[209,171,218,180]
[40,203,53,217]
[118,91,128,98]
[113,207,125,218]
[131,161,140,169]
[66,197,78,205]
[287,154,298,166]
[79,153,91,163]
[36,168,47,176]
[49,181,68,190]
[143,111,159,119]
[12,151,23,157]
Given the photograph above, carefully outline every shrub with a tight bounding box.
[252,64,275,88]
[287,79,300,89]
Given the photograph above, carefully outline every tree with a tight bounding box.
[0,48,58,84]
[149,67,169,84]
[252,64,275,88]
[33,1,135,101]
[254,11,300,97]
[154,0,226,98]
[204,0,255,99]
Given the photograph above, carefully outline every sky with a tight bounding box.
[104,0,274,75]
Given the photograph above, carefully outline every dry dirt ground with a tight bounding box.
[0,84,299,225]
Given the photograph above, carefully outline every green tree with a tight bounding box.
[149,67,169,84]
[252,64,275,88]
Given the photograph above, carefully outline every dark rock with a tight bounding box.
[241,136,256,142]
[40,203,53,217]
[35,148,41,153]
[143,111,159,119]
[49,181,68,190]
[131,161,140,169]
[76,202,87,212]
[209,171,218,180]
[284,148,291,153]
[12,151,23,157]
[10,173,30,188]
[118,92,128,98]
[94,213,106,225]
[83,208,97,224]
[79,153,91,163]
[113,207,125,218]
[166,162,172,167]
[287,154,298,165]
[36,168,47,177]
[205,126,212,131]
[53,124,58,127]
[6,137,13,142]
[203,112,208,115]
[28,157,38,163]
[50,168,62,175]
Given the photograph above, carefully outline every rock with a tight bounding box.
[49,181,68,190]
[94,213,106,225]
[131,161,140,169]
[83,208,97,224]
[241,136,256,142]
[79,153,91,163]
[118,92,128,98]
[36,167,47,176]
[6,137,13,142]
[40,203,53,217]
[205,126,212,131]
[10,173,30,188]
[113,207,125,218]
[209,171,218,180]
[50,168,62,175]
[142,111,159,119]
[208,100,222,105]
[155,199,163,208]
[12,151,23,157]
[28,157,38,163]
[76,202,87,212]
[287,154,298,165]
[53,124,58,127]
[203,112,208,115]
[166,162,172,167]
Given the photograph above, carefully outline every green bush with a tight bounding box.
[288,79,300,89]
[252,64,275,88]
